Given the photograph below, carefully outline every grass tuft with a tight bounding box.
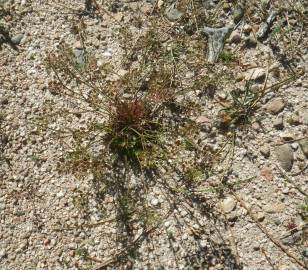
[106,96,160,164]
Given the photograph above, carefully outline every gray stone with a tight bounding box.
[11,33,24,45]
[275,144,294,171]
[298,138,308,158]
[273,116,284,130]
[220,197,236,213]
[165,3,183,21]
[303,249,308,258]
[260,145,270,158]
[73,48,86,67]
[273,218,282,225]
[266,98,285,114]
[233,4,244,24]
[256,11,277,39]
[202,25,233,63]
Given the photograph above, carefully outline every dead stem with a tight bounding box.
[231,191,306,268]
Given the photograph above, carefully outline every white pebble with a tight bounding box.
[151,198,159,206]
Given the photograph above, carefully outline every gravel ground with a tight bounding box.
[0,0,307,270]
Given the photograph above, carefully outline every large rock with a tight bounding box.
[202,25,233,63]
[275,144,294,171]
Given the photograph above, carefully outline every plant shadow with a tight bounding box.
[87,161,243,269]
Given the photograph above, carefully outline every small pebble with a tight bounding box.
[200,240,207,248]
[291,143,298,150]
[220,197,237,213]
[260,145,270,158]
[266,98,285,115]
[273,218,282,225]
[256,212,265,222]
[164,221,171,228]
[245,68,265,81]
[275,144,294,171]
[151,198,159,206]
[11,33,24,45]
[288,114,300,125]
[273,116,284,130]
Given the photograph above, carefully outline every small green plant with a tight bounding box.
[45,46,163,167]
[219,50,236,63]
[72,189,90,213]
[75,246,89,259]
[217,82,260,130]
[184,167,204,183]
[106,97,160,163]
